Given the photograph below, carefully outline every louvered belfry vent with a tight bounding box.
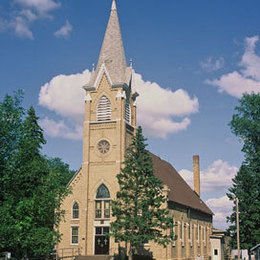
[97,95,111,121]
[125,101,131,124]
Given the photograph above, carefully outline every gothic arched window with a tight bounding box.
[95,184,110,219]
[97,95,111,121]
[72,202,79,219]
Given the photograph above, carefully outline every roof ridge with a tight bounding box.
[149,151,213,215]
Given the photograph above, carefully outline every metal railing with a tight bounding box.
[56,248,81,259]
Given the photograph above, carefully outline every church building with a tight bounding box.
[57,1,213,259]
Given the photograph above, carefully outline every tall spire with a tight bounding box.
[111,0,117,11]
[86,0,128,87]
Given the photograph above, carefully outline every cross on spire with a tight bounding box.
[85,0,131,88]
[95,0,126,84]
[111,0,117,11]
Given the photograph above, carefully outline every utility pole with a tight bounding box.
[231,194,240,260]
[236,197,240,260]
[233,194,240,260]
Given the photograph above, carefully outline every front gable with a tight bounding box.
[94,63,113,90]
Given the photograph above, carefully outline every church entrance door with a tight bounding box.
[95,226,110,255]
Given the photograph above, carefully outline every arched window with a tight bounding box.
[72,202,79,219]
[125,100,131,124]
[95,184,110,219]
[97,95,111,121]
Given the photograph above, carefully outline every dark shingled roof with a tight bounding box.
[150,153,213,215]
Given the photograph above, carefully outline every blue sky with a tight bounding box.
[1,0,260,229]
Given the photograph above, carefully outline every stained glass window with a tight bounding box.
[96,184,110,198]
[72,202,79,219]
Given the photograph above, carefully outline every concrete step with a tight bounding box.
[75,256,113,260]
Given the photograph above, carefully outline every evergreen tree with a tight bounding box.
[227,93,260,253]
[110,126,175,260]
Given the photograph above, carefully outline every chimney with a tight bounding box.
[193,155,200,197]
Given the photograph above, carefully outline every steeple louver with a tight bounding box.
[85,0,130,88]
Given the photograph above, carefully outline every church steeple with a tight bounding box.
[111,0,117,11]
[86,0,130,88]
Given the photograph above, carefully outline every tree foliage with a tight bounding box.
[227,93,260,251]
[0,92,75,259]
[110,126,175,259]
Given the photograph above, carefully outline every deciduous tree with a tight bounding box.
[0,93,74,259]
[227,93,260,253]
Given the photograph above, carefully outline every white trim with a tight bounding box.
[95,184,111,220]
[197,224,200,245]
[203,226,206,246]
[143,242,151,247]
[116,90,126,99]
[93,225,111,255]
[90,120,117,124]
[85,93,92,102]
[70,226,79,245]
[172,219,176,247]
[181,221,185,247]
[97,95,111,122]
[116,90,122,98]
[94,63,113,89]
[72,201,80,220]
[189,223,193,246]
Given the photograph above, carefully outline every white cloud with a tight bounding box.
[39,70,199,140]
[39,69,90,123]
[39,118,82,140]
[135,73,198,138]
[179,159,238,192]
[10,16,33,39]
[206,36,260,98]
[200,56,225,72]
[206,195,233,229]
[206,71,260,98]
[0,0,61,39]
[240,36,260,80]
[0,12,34,39]
[14,0,60,15]
[180,159,237,228]
[19,9,37,22]
[54,20,72,38]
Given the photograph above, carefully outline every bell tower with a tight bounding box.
[81,0,138,255]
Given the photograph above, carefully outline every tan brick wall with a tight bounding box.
[57,72,136,256]
[57,72,212,260]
